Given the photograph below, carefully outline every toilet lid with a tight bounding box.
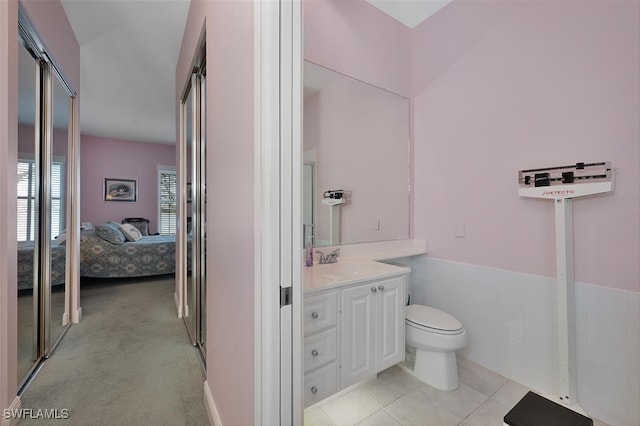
[405,304,463,332]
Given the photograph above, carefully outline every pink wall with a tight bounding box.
[304,0,411,97]
[1,0,79,411]
[0,0,18,411]
[412,1,640,293]
[80,135,175,234]
[304,0,639,293]
[19,124,69,156]
[20,0,80,91]
[177,1,255,424]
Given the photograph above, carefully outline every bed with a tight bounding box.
[18,241,67,290]
[18,230,183,290]
[80,230,177,279]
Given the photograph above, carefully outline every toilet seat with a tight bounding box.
[406,304,463,335]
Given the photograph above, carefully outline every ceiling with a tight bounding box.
[60,0,190,144]
[57,0,449,145]
[366,0,452,28]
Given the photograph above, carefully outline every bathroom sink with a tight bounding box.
[305,260,409,290]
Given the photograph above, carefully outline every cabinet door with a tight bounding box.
[340,284,376,388]
[375,276,405,372]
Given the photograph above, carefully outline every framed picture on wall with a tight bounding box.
[104,178,137,202]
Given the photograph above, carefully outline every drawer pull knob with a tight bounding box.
[311,349,319,357]
[311,386,318,394]
[378,285,385,291]
[371,287,377,293]
[311,311,319,319]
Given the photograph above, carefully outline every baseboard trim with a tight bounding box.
[204,381,222,426]
[1,396,22,426]
[72,307,82,323]
[174,291,183,318]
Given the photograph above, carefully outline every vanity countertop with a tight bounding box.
[304,260,410,293]
[303,239,425,293]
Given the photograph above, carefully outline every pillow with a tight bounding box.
[95,223,126,245]
[119,223,142,242]
[55,232,67,245]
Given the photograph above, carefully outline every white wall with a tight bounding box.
[406,257,639,425]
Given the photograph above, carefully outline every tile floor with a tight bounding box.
[304,357,608,426]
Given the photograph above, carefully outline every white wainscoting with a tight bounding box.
[395,256,639,426]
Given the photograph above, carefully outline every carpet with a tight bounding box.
[17,275,210,426]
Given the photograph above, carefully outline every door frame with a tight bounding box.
[254,0,303,424]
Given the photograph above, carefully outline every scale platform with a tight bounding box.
[504,392,594,426]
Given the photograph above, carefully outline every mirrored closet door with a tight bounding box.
[17,35,40,387]
[182,43,207,360]
[48,66,72,353]
[17,12,76,391]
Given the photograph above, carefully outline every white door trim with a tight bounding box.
[254,0,303,424]
[254,1,282,424]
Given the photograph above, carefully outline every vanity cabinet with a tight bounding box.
[340,276,405,388]
[304,273,406,407]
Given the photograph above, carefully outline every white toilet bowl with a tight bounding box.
[405,304,467,391]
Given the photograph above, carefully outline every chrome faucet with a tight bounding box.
[316,248,340,264]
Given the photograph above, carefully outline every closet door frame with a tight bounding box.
[17,9,78,392]
[179,36,207,361]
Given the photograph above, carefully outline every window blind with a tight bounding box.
[17,159,64,241]
[159,170,177,235]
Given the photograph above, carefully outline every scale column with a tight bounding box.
[555,197,577,406]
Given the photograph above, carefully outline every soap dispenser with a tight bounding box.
[305,236,314,267]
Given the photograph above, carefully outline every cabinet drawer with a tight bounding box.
[304,291,338,335]
[304,362,338,408]
[304,328,337,373]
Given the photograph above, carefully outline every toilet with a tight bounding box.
[405,304,467,391]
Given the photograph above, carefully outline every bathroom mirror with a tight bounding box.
[303,61,410,247]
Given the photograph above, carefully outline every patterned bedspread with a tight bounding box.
[80,231,177,279]
[17,231,180,290]
[18,241,67,290]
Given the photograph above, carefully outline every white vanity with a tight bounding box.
[303,259,411,407]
